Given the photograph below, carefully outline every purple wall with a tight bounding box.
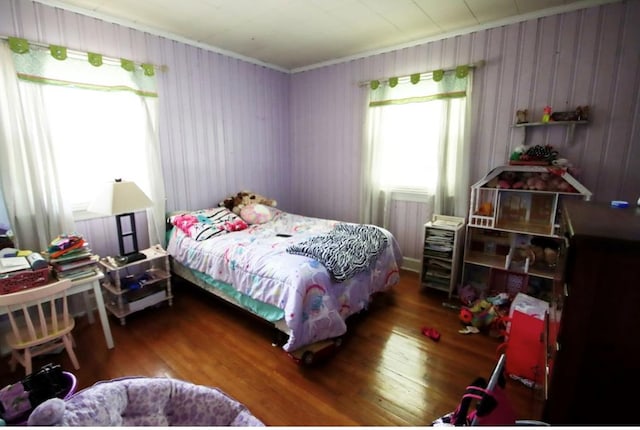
[290,1,640,263]
[0,0,290,258]
[1,1,638,264]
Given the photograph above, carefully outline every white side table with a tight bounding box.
[98,245,173,325]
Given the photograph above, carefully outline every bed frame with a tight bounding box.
[170,258,291,342]
[165,208,401,364]
[170,257,359,364]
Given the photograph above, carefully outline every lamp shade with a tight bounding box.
[88,180,153,215]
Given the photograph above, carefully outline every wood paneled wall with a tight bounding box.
[0,0,290,258]
[290,1,640,262]
[1,1,638,264]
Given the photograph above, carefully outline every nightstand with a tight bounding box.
[98,244,173,325]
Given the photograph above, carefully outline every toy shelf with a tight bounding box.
[468,165,591,237]
[462,165,591,302]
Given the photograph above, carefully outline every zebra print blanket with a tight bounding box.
[286,223,388,282]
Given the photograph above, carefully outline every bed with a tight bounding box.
[166,204,403,355]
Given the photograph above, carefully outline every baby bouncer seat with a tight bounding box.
[27,376,264,426]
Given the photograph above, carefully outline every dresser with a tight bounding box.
[543,200,640,424]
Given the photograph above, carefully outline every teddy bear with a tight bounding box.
[219,190,277,215]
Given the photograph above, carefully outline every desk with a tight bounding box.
[0,272,114,350]
[68,272,114,349]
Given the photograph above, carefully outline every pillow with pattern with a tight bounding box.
[171,207,247,241]
[240,203,274,225]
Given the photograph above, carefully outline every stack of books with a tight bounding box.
[45,234,101,281]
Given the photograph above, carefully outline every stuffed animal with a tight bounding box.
[459,299,502,329]
[219,191,277,215]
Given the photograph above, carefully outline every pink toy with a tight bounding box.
[458,284,478,306]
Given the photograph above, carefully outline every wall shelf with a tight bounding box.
[513,120,588,146]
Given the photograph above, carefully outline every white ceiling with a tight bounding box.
[37,0,617,72]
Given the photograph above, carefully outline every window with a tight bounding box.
[361,68,472,224]
[375,100,445,192]
[44,85,150,213]
[0,39,165,251]
[10,46,159,219]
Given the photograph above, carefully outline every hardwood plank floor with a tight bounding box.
[0,270,544,425]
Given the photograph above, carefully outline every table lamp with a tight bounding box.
[88,179,152,264]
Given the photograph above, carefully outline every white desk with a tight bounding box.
[68,271,114,349]
[0,272,115,350]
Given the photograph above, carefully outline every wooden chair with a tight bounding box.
[0,279,79,375]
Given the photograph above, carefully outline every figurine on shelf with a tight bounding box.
[516,109,528,124]
[576,105,589,121]
[542,106,552,123]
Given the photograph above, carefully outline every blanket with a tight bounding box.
[286,224,388,282]
[167,211,403,352]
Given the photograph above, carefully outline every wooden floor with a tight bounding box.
[0,270,544,425]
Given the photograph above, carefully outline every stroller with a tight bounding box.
[432,354,548,426]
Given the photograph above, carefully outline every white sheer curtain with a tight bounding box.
[0,41,74,251]
[0,40,166,251]
[140,92,167,250]
[360,69,472,226]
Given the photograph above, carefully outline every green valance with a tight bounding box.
[141,63,155,77]
[8,37,29,54]
[49,45,67,61]
[88,52,103,67]
[12,44,158,98]
[363,61,482,91]
[5,35,162,76]
[120,59,134,72]
[369,69,469,107]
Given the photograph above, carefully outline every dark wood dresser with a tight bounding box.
[543,199,640,424]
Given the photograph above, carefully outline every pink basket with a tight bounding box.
[62,371,77,400]
[12,371,77,425]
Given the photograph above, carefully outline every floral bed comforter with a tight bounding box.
[167,210,403,352]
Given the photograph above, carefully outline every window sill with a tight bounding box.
[73,210,110,222]
[385,189,433,203]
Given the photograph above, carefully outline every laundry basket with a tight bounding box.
[0,365,76,425]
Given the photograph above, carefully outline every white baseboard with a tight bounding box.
[401,256,421,273]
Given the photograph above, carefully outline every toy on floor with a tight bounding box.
[458,326,480,335]
[458,295,509,338]
[459,299,500,328]
[421,326,441,342]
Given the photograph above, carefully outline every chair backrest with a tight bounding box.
[0,279,73,345]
